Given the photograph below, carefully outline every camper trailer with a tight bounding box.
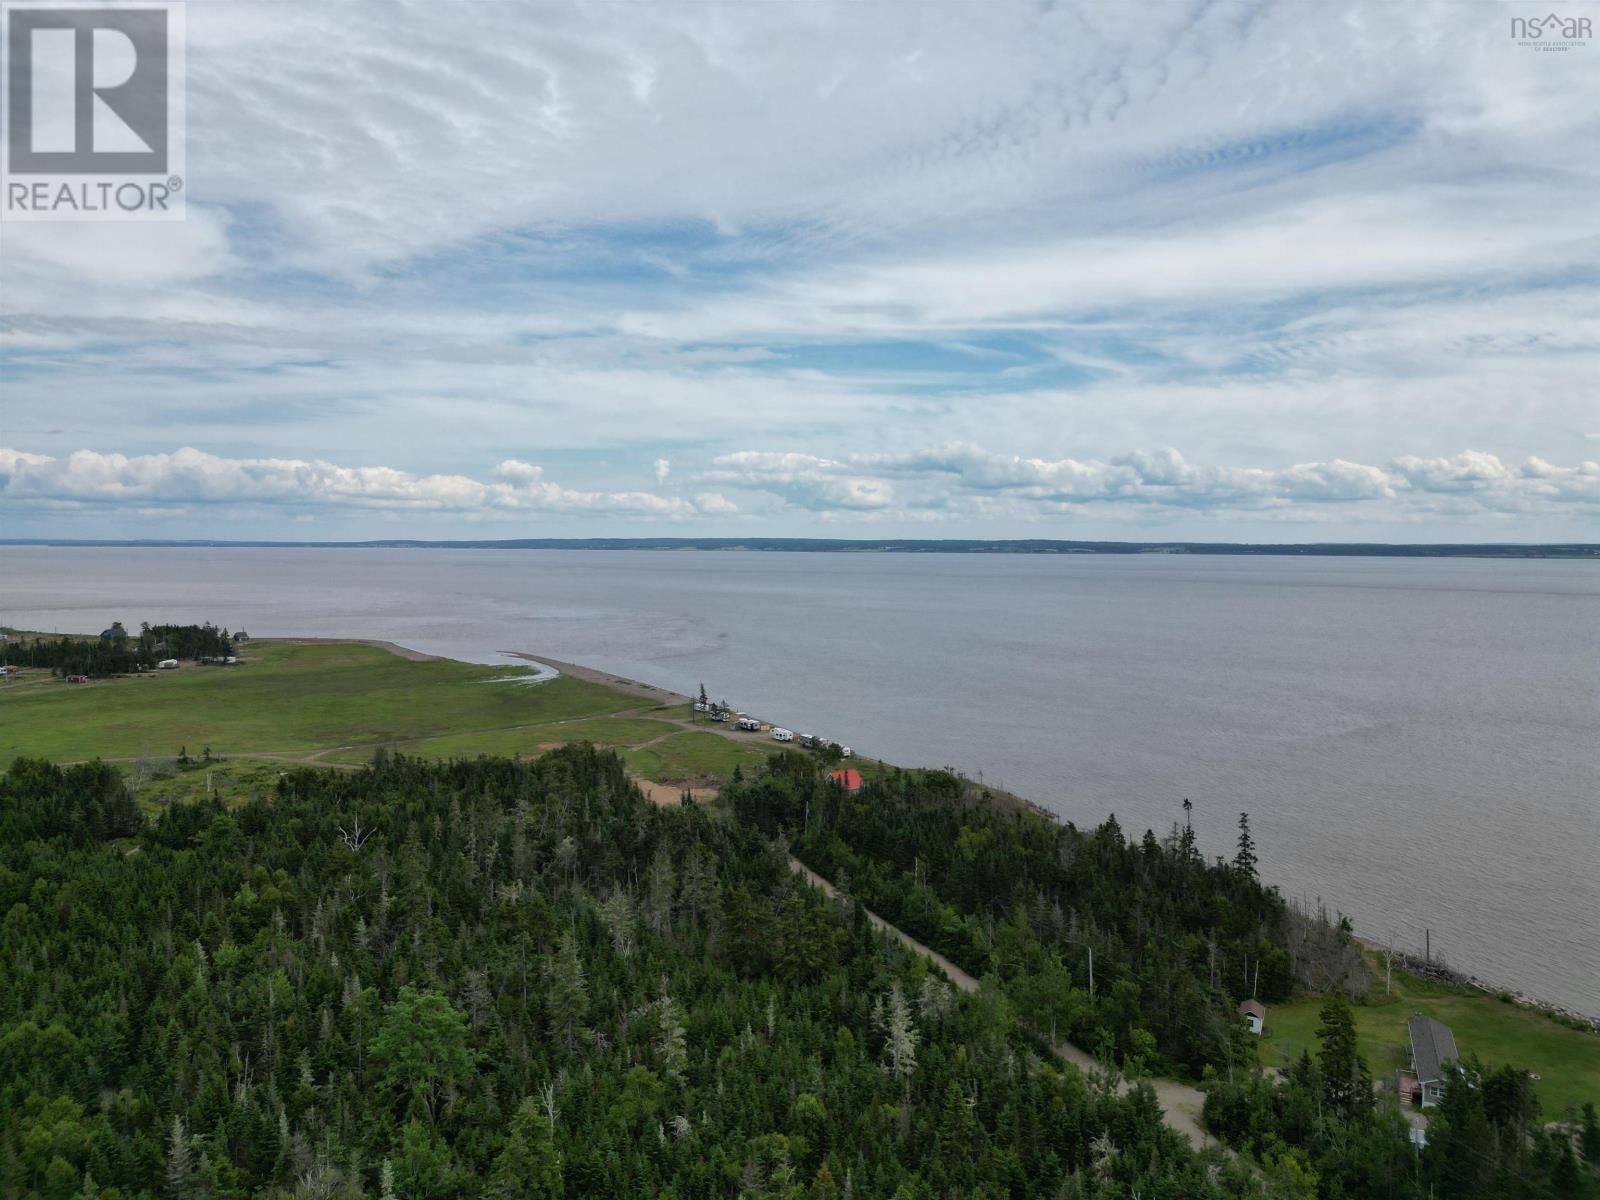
[771,727,794,742]
[736,717,761,731]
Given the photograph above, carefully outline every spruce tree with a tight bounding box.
[1315,995,1370,1118]
[487,1098,562,1199]
[1234,812,1257,879]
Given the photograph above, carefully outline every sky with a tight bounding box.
[2,0,1598,542]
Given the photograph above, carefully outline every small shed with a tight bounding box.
[1238,998,1266,1035]
[829,768,863,793]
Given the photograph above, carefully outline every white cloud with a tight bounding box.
[0,2,1595,540]
[0,447,731,519]
[3,443,1595,536]
[702,444,1597,519]
[700,452,896,511]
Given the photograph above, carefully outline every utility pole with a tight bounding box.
[1252,959,1260,1000]
[1087,945,1094,996]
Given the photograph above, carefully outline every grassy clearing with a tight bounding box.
[131,759,292,813]
[623,730,774,784]
[1259,959,1600,1116]
[320,716,684,765]
[1,639,777,790]
[0,641,630,761]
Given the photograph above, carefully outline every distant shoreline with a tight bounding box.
[4,536,1598,559]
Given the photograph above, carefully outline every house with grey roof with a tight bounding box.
[1407,1015,1458,1108]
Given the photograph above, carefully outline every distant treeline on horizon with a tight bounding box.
[3,537,1597,558]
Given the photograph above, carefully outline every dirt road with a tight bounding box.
[788,856,1217,1148]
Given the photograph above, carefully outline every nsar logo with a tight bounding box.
[1510,11,1592,50]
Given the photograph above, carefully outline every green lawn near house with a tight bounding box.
[1259,960,1600,1117]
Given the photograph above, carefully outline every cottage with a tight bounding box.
[1237,998,1266,1035]
[1408,1016,1458,1107]
[829,768,863,793]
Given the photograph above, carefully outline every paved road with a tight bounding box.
[789,856,1216,1148]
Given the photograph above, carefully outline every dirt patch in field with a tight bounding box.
[633,777,717,807]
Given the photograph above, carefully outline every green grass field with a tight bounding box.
[623,730,775,784]
[318,715,685,765]
[0,638,778,788]
[0,641,628,761]
[1259,958,1600,1116]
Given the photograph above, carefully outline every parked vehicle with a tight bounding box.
[736,717,760,731]
[799,733,818,749]
[692,701,708,712]
[771,727,794,742]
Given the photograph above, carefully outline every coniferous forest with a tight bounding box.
[2,748,1596,1198]
[2,624,237,678]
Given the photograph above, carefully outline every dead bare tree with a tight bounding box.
[337,819,373,852]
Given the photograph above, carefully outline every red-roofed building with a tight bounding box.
[829,768,863,793]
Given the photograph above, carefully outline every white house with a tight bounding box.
[1238,998,1266,1036]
